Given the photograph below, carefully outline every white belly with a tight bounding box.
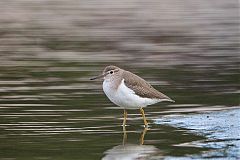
[103,79,160,109]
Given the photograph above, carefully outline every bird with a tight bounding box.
[90,65,174,127]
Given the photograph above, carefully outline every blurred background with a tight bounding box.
[0,0,239,159]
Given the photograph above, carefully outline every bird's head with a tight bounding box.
[90,65,121,81]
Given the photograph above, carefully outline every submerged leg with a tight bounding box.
[140,107,148,127]
[122,109,127,127]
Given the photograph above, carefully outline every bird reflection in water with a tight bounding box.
[102,126,161,160]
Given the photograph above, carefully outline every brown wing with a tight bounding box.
[123,71,174,101]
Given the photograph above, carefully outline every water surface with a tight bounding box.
[0,0,239,159]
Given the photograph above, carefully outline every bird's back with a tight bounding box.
[123,70,174,102]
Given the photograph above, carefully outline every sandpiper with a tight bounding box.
[90,65,174,127]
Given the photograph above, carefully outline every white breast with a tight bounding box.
[103,79,160,109]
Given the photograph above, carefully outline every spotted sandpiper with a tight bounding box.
[90,65,174,127]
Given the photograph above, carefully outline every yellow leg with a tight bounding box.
[122,124,127,145]
[122,109,127,127]
[140,127,148,145]
[140,107,148,127]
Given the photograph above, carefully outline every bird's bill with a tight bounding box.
[90,73,108,80]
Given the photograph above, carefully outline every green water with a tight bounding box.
[0,0,239,159]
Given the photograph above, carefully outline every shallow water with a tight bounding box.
[0,0,239,159]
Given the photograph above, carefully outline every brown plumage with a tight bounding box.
[123,70,174,101]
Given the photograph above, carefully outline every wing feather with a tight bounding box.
[123,71,174,102]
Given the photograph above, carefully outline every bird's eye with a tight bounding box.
[110,71,113,74]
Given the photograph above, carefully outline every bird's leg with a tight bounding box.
[122,109,127,127]
[140,127,148,145]
[122,124,127,145]
[140,107,148,127]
